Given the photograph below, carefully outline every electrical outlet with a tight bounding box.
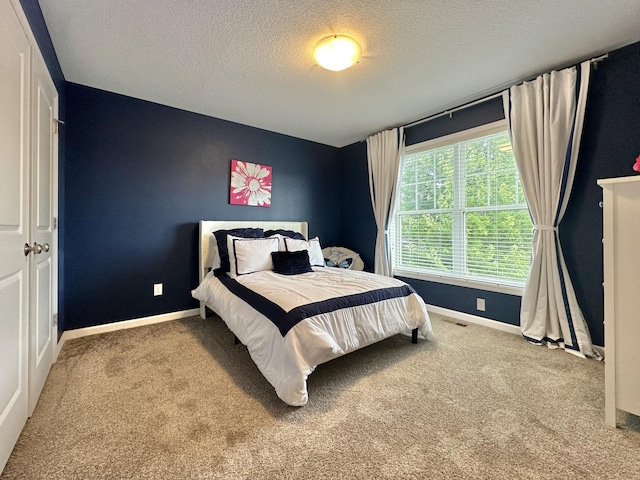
[154,283,163,296]
[476,298,485,311]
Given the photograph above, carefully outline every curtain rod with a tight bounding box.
[403,92,503,129]
[363,52,610,139]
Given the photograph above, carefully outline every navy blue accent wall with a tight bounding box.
[19,0,67,337]
[405,99,505,146]
[65,83,340,330]
[339,141,376,268]
[340,40,640,346]
[397,277,522,326]
[561,40,640,347]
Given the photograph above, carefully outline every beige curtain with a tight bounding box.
[503,61,597,358]
[366,127,405,276]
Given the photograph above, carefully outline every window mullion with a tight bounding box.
[414,159,418,212]
[452,143,465,276]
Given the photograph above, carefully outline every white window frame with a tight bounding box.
[391,120,528,296]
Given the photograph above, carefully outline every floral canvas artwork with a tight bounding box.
[230,159,272,207]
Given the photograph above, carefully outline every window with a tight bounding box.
[390,121,532,293]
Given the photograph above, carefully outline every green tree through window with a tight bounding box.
[390,122,532,288]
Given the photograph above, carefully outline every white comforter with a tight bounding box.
[191,267,433,406]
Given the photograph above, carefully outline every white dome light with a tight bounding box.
[313,35,362,72]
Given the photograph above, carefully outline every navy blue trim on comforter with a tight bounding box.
[215,273,416,337]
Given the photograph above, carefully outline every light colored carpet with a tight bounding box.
[3,313,640,479]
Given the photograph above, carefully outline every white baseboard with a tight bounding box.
[426,305,606,358]
[426,304,522,335]
[54,305,606,359]
[55,308,200,359]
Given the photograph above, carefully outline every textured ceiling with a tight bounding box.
[39,0,640,148]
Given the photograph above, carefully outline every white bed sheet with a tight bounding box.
[191,267,433,406]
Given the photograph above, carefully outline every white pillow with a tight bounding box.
[284,237,324,267]
[227,236,279,278]
[268,233,287,251]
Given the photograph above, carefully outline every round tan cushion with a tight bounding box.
[321,246,364,271]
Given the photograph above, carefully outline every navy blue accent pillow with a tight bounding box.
[271,250,313,275]
[214,228,264,273]
[264,229,306,240]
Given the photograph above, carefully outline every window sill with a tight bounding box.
[393,269,524,296]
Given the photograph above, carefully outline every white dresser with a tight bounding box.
[598,175,640,427]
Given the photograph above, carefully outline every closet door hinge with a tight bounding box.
[53,217,57,230]
[53,118,64,134]
[53,313,58,327]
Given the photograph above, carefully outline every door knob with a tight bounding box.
[23,242,49,256]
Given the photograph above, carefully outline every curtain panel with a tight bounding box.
[366,127,405,276]
[503,61,597,358]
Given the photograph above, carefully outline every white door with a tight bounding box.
[0,0,31,470]
[28,51,57,414]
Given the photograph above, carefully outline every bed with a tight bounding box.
[192,220,433,406]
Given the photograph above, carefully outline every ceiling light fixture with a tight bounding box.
[313,35,362,72]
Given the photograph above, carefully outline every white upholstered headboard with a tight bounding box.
[198,220,308,283]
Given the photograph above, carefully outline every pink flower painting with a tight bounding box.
[633,155,640,173]
[230,160,272,207]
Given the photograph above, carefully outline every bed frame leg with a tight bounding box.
[234,335,240,345]
[411,328,418,344]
